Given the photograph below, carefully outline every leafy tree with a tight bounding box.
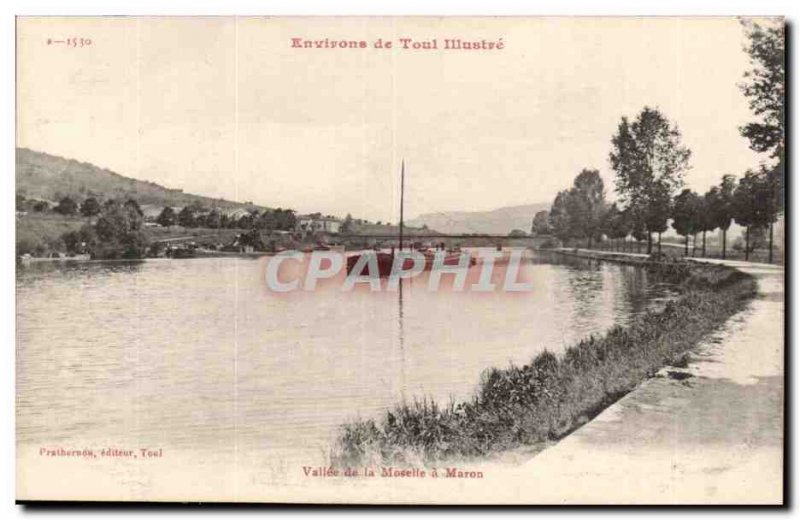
[740,20,785,262]
[705,175,736,259]
[531,210,551,236]
[80,197,102,217]
[63,225,97,255]
[16,193,26,211]
[178,206,196,228]
[548,190,574,242]
[91,200,148,259]
[568,169,606,248]
[672,189,701,256]
[238,210,260,229]
[156,207,177,227]
[205,208,222,229]
[276,208,297,231]
[739,20,785,162]
[609,107,691,253]
[733,169,771,261]
[54,196,78,216]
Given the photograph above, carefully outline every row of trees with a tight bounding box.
[534,112,782,262]
[535,106,694,254]
[16,190,304,231]
[532,20,784,263]
[59,198,304,259]
[154,204,297,231]
[17,191,302,234]
[17,194,104,217]
[672,168,781,260]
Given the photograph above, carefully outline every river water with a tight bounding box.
[16,249,676,495]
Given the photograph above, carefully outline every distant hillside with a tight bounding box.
[407,203,550,235]
[16,148,265,211]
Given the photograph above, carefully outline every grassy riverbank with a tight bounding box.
[330,253,757,467]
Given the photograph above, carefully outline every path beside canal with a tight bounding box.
[517,251,784,504]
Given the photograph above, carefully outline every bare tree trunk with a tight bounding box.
[722,229,727,259]
[647,233,653,255]
[769,221,774,264]
[657,232,662,255]
[684,235,689,256]
[745,226,750,262]
[702,230,706,258]
[692,233,696,257]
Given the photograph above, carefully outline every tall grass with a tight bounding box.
[330,256,757,467]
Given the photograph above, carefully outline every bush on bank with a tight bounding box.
[330,254,757,467]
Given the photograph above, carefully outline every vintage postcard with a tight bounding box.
[15,16,785,504]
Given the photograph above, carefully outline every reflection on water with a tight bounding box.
[16,249,676,470]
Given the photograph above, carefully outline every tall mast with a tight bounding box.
[399,159,405,251]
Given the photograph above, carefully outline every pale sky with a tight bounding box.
[17,16,774,222]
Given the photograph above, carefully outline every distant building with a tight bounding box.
[296,215,342,234]
[226,208,252,221]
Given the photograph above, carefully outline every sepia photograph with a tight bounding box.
[14,15,785,505]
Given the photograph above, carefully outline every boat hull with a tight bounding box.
[346,251,470,277]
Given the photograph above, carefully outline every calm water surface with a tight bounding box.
[17,249,676,474]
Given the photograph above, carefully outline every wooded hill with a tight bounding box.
[16,148,265,211]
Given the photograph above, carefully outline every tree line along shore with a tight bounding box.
[14,193,435,261]
[530,21,783,265]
